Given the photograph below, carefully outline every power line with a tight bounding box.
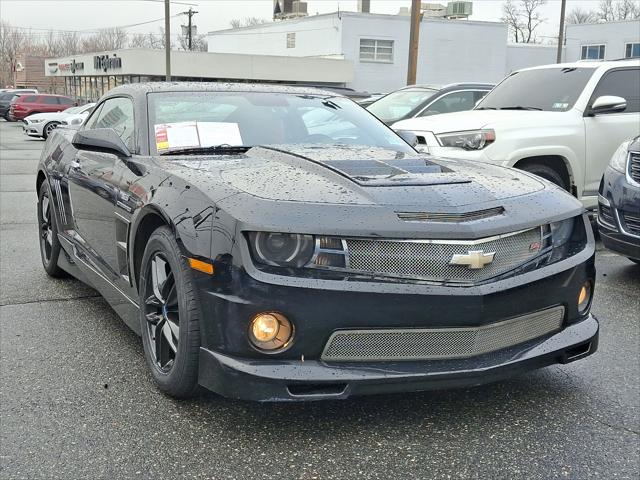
[7,13,184,34]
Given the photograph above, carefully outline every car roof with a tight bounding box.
[517,59,640,72]
[106,82,342,98]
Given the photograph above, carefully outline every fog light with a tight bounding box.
[249,312,293,352]
[578,281,593,314]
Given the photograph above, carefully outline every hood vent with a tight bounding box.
[396,206,505,223]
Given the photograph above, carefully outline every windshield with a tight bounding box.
[63,106,81,114]
[147,92,414,155]
[367,88,438,123]
[476,67,596,112]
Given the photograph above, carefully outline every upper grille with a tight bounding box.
[321,306,565,362]
[622,211,640,236]
[629,152,640,185]
[344,227,543,284]
[396,206,505,223]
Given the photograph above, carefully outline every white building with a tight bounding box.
[44,48,353,102]
[207,11,640,93]
[565,20,640,62]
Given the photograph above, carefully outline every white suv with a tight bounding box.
[393,60,640,211]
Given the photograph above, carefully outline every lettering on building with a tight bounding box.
[94,55,123,72]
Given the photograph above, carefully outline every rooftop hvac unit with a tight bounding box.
[273,0,308,19]
[421,3,447,17]
[446,1,473,18]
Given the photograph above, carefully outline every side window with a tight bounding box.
[43,97,59,105]
[22,95,37,103]
[591,69,640,113]
[419,91,476,117]
[474,90,489,104]
[83,103,104,130]
[88,97,135,150]
[59,97,74,105]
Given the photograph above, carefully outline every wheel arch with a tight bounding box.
[131,206,174,292]
[513,155,575,194]
[36,169,47,194]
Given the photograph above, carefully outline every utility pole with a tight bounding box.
[407,0,421,85]
[556,0,566,63]
[184,8,198,51]
[164,0,171,81]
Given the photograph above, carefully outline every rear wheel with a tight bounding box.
[43,121,60,139]
[37,181,66,277]
[139,226,201,398]
[520,163,569,191]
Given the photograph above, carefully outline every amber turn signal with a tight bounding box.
[188,257,214,275]
[578,281,593,314]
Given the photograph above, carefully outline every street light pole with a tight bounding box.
[556,0,566,63]
[407,0,421,85]
[164,0,171,81]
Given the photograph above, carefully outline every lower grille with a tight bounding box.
[622,212,640,236]
[598,204,616,228]
[345,227,543,284]
[321,306,565,361]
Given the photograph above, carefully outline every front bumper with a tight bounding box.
[22,122,43,137]
[199,314,598,401]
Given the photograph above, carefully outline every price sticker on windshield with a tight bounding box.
[155,125,169,152]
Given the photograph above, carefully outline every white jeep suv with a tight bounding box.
[393,60,640,211]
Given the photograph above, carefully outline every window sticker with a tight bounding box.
[154,122,243,152]
[552,102,569,110]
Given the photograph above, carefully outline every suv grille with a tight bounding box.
[345,227,543,284]
[321,306,565,361]
[629,152,640,184]
[622,212,640,236]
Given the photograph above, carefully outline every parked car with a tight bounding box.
[0,88,38,94]
[0,92,21,120]
[9,94,76,121]
[23,103,95,139]
[598,136,640,263]
[356,93,385,108]
[393,60,640,212]
[367,83,494,125]
[37,83,597,401]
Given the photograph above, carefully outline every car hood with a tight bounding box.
[159,144,582,238]
[26,111,68,122]
[393,110,555,134]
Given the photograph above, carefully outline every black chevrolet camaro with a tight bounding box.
[37,83,598,401]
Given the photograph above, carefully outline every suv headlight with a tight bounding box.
[609,140,630,173]
[436,129,495,150]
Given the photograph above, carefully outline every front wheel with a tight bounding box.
[43,121,60,139]
[139,226,201,398]
[520,164,569,191]
[37,181,66,277]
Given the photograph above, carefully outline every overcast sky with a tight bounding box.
[1,0,610,43]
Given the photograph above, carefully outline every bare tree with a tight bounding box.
[229,17,268,28]
[177,32,207,52]
[598,0,640,20]
[81,27,128,53]
[566,7,597,24]
[57,31,81,56]
[502,0,525,43]
[502,0,546,43]
[0,21,25,87]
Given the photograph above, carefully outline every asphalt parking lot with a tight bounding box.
[0,120,638,480]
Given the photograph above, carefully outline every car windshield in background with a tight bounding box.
[147,92,413,155]
[367,88,438,123]
[476,67,596,112]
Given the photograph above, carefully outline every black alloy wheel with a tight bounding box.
[37,181,66,277]
[139,226,201,398]
[144,253,180,373]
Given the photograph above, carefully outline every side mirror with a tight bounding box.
[72,128,131,157]
[590,95,627,115]
[395,129,419,147]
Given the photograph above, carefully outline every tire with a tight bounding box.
[37,181,67,277]
[520,163,569,191]
[42,121,60,140]
[139,226,201,398]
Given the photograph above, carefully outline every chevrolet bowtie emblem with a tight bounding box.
[450,250,496,269]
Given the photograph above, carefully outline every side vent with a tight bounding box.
[115,216,131,285]
[51,179,67,225]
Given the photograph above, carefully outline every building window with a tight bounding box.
[287,32,295,49]
[581,44,605,60]
[359,39,394,63]
[626,43,640,58]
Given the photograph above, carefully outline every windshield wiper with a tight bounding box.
[475,107,497,110]
[159,145,251,156]
[498,106,543,111]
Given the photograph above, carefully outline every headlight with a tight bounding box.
[70,118,84,125]
[609,140,630,173]
[545,216,587,263]
[247,233,347,269]
[550,217,575,247]
[30,119,42,124]
[248,232,314,267]
[436,129,495,150]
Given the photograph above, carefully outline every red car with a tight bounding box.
[9,94,76,121]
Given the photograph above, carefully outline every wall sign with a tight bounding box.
[58,59,84,73]
[94,54,122,72]
[48,62,58,74]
